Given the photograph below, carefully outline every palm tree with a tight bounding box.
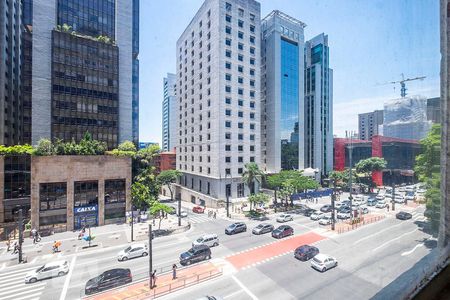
[242,163,265,195]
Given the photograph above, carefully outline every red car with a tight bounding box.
[192,206,205,213]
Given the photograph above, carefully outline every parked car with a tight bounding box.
[394,196,405,204]
[396,211,412,220]
[319,215,333,225]
[25,261,69,283]
[359,206,369,214]
[311,254,338,272]
[375,194,385,200]
[310,211,325,221]
[179,210,188,217]
[225,222,247,235]
[276,213,293,223]
[85,268,132,295]
[320,205,333,213]
[294,245,319,261]
[272,225,294,239]
[252,223,274,235]
[375,200,387,209]
[416,189,427,194]
[192,234,219,247]
[405,192,415,201]
[180,244,211,266]
[117,244,148,261]
[193,206,205,213]
[405,186,416,192]
[303,208,316,217]
[337,207,351,219]
[367,198,378,206]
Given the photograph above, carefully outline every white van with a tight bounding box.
[192,234,219,247]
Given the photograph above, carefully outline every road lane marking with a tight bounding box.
[224,289,245,299]
[0,285,45,299]
[59,255,76,300]
[401,243,424,256]
[15,295,41,300]
[353,221,405,245]
[231,275,258,300]
[0,282,46,293]
[372,228,418,252]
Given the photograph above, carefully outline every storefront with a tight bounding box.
[74,205,98,230]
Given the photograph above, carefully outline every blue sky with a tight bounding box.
[139,0,440,144]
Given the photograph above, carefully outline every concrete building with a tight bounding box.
[358,110,384,140]
[304,33,333,176]
[260,10,306,174]
[29,0,135,149]
[162,73,177,152]
[175,0,261,207]
[427,97,441,124]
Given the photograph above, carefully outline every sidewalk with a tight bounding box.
[85,262,223,300]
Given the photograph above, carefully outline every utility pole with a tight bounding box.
[392,183,396,211]
[131,209,134,242]
[331,180,336,231]
[88,225,91,248]
[148,224,153,289]
[348,131,354,221]
[18,209,23,263]
[178,197,181,226]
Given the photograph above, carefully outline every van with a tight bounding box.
[192,234,219,247]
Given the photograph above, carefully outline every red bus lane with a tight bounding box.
[225,231,326,270]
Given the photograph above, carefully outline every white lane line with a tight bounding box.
[0,262,5,271]
[30,257,38,264]
[0,282,46,293]
[401,243,424,256]
[231,275,258,300]
[0,274,29,284]
[15,295,41,300]
[0,285,45,299]
[224,289,245,299]
[353,221,405,245]
[372,228,418,252]
[0,265,39,274]
[59,256,76,300]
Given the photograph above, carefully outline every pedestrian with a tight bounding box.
[151,269,157,288]
[6,239,11,252]
[386,205,390,212]
[315,198,318,204]
[213,211,217,219]
[172,264,177,280]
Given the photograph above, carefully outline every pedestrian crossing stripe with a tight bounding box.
[0,267,47,300]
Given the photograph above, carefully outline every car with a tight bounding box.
[294,245,319,261]
[334,202,344,209]
[320,205,333,213]
[318,215,333,225]
[180,244,211,266]
[396,211,412,220]
[25,261,69,283]
[375,200,387,208]
[195,297,223,300]
[337,207,351,219]
[394,195,405,203]
[193,234,219,247]
[416,189,426,194]
[117,244,148,261]
[359,206,369,214]
[225,222,247,235]
[405,192,415,201]
[272,225,294,239]
[353,195,365,204]
[310,211,325,221]
[276,213,293,223]
[179,210,188,217]
[85,268,132,295]
[193,206,205,213]
[385,193,392,199]
[367,198,378,206]
[376,194,385,200]
[397,186,406,192]
[311,253,338,272]
[303,208,316,217]
[405,186,415,192]
[252,223,274,235]
[294,204,310,214]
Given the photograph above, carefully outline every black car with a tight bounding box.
[320,205,333,213]
[272,225,294,239]
[294,245,319,261]
[252,223,274,235]
[180,244,211,266]
[225,222,247,235]
[396,211,412,220]
[85,268,132,295]
[303,209,316,217]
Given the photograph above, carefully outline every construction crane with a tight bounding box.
[386,73,426,98]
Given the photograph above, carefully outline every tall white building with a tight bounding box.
[162,73,177,151]
[304,33,333,175]
[261,10,306,174]
[358,110,384,141]
[176,0,261,206]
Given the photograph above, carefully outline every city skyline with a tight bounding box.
[140,0,439,144]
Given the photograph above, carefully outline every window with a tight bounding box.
[226,74,231,81]
[238,133,243,140]
[238,156,243,163]
[250,134,255,141]
[225,168,231,175]
[238,43,244,50]
[250,156,255,162]
[40,183,67,211]
[238,111,244,117]
[250,80,255,87]
[238,77,244,84]
[226,38,232,46]
[226,86,231,93]
[238,19,244,27]
[225,157,231,163]
[250,25,255,33]
[226,26,232,34]
[225,145,231,151]
[226,62,231,69]
[250,36,255,44]
[238,99,244,106]
[226,97,231,104]
[250,123,255,130]
[238,168,243,174]
[238,31,244,39]
[250,101,255,108]
[238,88,243,95]
[226,109,231,116]
[226,14,231,22]
[225,121,231,128]
[238,122,243,128]
[226,50,232,58]
[250,47,255,54]
[250,145,255,151]
[250,58,255,65]
[225,133,231,139]
[250,112,255,119]
[238,65,243,72]
[237,183,244,197]
[238,8,244,17]
[250,13,255,21]
[226,2,232,11]
[238,54,244,62]
[238,145,243,151]
[250,90,255,97]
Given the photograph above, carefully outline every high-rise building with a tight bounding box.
[0,0,28,146]
[29,0,135,149]
[427,97,440,123]
[304,33,333,175]
[176,0,261,206]
[261,10,306,173]
[358,110,384,140]
[162,73,177,152]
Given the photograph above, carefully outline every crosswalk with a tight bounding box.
[410,211,427,222]
[187,213,218,224]
[0,266,47,300]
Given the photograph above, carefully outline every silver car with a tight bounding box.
[252,223,274,235]
[311,253,338,272]
[118,244,148,261]
[276,214,293,223]
[25,261,69,283]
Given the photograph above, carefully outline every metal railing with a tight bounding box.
[336,215,385,234]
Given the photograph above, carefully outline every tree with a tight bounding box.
[355,157,387,188]
[135,166,161,203]
[34,139,55,156]
[134,144,160,178]
[328,169,356,188]
[157,170,182,201]
[247,193,270,211]
[131,182,151,210]
[242,163,265,195]
[150,202,173,230]
[415,124,441,233]
[118,141,137,152]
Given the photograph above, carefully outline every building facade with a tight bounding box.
[304,33,333,175]
[162,73,177,152]
[358,110,384,140]
[260,10,305,174]
[427,97,441,124]
[176,0,261,206]
[30,0,134,149]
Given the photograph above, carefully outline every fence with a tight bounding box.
[336,215,385,234]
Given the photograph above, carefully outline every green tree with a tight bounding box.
[34,139,55,156]
[328,169,356,188]
[135,166,160,202]
[415,124,441,233]
[149,202,174,230]
[242,163,265,194]
[134,144,160,178]
[131,181,151,210]
[247,193,270,211]
[355,157,387,188]
[157,170,182,201]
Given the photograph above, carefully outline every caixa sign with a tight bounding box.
[75,206,97,214]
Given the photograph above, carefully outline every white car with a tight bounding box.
[311,253,338,272]
[277,214,293,223]
[358,206,369,214]
[310,211,325,221]
[192,234,219,247]
[394,196,405,204]
[405,193,415,201]
[337,211,351,219]
[179,210,188,217]
[375,200,387,208]
[319,215,333,225]
[25,261,69,283]
[416,189,426,194]
[375,194,385,200]
[118,244,148,261]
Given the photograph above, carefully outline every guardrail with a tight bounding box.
[336,215,385,234]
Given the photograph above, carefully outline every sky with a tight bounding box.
[138,0,440,144]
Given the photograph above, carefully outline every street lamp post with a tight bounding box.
[331,180,336,231]
[225,173,232,218]
[347,131,354,221]
[148,224,153,289]
[18,209,23,263]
